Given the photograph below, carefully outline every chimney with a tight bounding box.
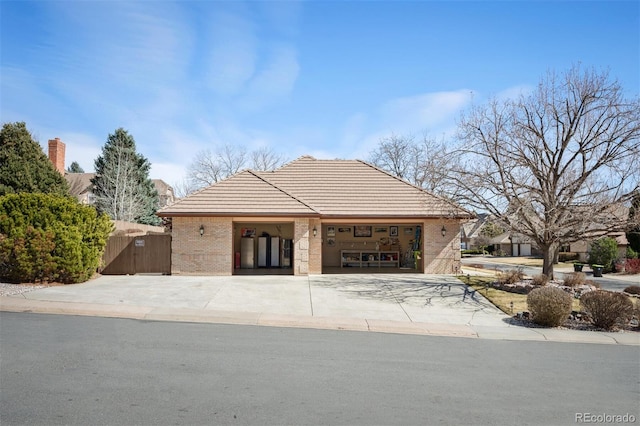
[48,138,66,174]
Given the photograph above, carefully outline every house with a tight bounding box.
[47,137,175,207]
[460,213,488,250]
[569,233,629,263]
[489,232,536,257]
[157,156,472,276]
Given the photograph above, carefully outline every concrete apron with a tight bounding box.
[1,274,639,345]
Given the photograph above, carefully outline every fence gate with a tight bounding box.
[101,234,171,275]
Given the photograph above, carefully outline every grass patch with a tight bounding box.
[458,275,580,315]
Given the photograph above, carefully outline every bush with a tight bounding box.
[588,237,619,273]
[580,291,634,330]
[0,193,112,283]
[563,272,587,288]
[624,258,640,274]
[623,285,640,295]
[626,247,638,259]
[498,269,524,285]
[531,274,549,286]
[527,286,573,327]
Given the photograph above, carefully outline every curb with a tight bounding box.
[2,297,638,345]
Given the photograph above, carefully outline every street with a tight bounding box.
[462,257,640,292]
[1,313,638,426]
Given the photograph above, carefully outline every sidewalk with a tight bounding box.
[1,274,638,346]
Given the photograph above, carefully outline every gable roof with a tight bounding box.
[158,156,471,218]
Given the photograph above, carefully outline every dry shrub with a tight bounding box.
[580,291,634,330]
[527,286,572,327]
[498,269,524,285]
[563,272,587,288]
[531,274,549,286]
[623,285,640,295]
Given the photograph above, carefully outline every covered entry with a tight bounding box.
[233,221,294,275]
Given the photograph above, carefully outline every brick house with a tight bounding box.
[157,156,472,276]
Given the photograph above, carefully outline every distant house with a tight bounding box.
[460,213,488,250]
[569,233,629,263]
[47,137,175,208]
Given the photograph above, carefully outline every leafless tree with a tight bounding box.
[369,132,451,195]
[92,142,148,222]
[251,146,286,171]
[448,66,640,278]
[183,144,287,195]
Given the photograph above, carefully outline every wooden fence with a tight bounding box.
[101,234,171,275]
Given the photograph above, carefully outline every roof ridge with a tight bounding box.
[248,170,321,214]
[276,155,317,171]
[356,159,473,218]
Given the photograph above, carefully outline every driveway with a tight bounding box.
[4,274,506,326]
[3,274,639,345]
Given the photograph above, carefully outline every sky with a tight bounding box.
[1,0,639,188]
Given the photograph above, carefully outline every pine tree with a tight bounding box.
[0,122,69,196]
[67,161,85,173]
[91,128,160,225]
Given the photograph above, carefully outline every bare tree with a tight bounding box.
[448,66,640,278]
[92,141,149,223]
[251,146,286,171]
[184,144,286,195]
[369,133,414,181]
[369,132,451,195]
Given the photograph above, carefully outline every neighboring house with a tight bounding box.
[460,213,488,250]
[569,233,629,263]
[157,156,472,276]
[47,137,175,207]
[490,232,537,257]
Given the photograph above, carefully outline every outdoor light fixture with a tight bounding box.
[313,226,317,237]
[199,225,204,237]
[441,225,447,237]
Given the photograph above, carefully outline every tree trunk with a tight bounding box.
[541,243,558,280]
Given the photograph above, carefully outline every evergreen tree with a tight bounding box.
[67,161,85,173]
[91,128,160,225]
[0,122,69,196]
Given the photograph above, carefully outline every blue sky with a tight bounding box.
[1,0,638,187]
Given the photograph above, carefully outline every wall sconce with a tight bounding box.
[441,225,447,237]
[199,224,204,237]
[313,226,317,237]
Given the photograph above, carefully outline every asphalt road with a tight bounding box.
[461,257,639,292]
[1,313,638,426]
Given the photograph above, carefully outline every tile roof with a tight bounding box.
[158,156,472,218]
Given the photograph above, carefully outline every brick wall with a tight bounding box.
[171,217,232,275]
[422,219,462,274]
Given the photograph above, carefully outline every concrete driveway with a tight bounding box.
[2,274,639,345]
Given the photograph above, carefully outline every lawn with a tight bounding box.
[458,275,581,315]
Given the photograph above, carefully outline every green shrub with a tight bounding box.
[588,237,619,273]
[563,272,587,288]
[623,285,640,295]
[498,269,524,285]
[0,193,112,283]
[580,291,634,330]
[626,247,638,259]
[527,286,573,327]
[531,274,549,286]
